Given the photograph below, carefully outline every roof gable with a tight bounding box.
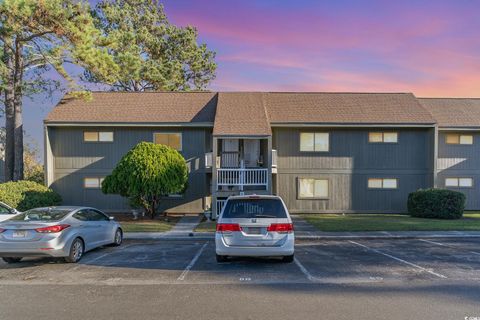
[213,92,271,136]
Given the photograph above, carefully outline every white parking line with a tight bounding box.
[419,239,480,256]
[348,240,447,279]
[69,243,135,271]
[177,242,208,281]
[294,257,316,282]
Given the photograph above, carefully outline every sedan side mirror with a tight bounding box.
[109,216,115,221]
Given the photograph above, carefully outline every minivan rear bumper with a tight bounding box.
[215,233,294,257]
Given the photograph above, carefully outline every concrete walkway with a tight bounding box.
[168,215,203,234]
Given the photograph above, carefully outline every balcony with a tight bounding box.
[217,167,268,191]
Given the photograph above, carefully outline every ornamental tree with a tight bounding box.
[102,142,188,219]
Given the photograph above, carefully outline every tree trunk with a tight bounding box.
[13,40,24,181]
[150,197,156,220]
[3,38,15,182]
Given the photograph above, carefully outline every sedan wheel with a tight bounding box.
[113,229,123,246]
[2,257,22,264]
[65,238,84,263]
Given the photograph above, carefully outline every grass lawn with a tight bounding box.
[195,218,217,232]
[117,216,181,233]
[301,212,480,232]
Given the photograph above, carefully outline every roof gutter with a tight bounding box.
[437,127,480,131]
[43,121,214,128]
[270,122,436,128]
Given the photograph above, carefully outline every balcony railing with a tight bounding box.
[220,151,240,168]
[217,168,268,190]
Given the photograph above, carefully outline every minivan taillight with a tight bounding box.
[216,223,241,232]
[0,228,5,233]
[35,224,70,233]
[267,223,293,233]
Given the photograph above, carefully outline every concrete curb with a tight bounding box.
[125,232,480,241]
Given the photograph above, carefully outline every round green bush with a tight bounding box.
[102,142,188,218]
[407,188,465,219]
[0,180,62,211]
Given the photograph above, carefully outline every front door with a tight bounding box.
[221,139,239,167]
[244,140,260,167]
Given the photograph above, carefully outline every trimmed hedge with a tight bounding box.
[0,180,62,211]
[407,188,465,219]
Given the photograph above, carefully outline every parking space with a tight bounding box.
[0,238,480,285]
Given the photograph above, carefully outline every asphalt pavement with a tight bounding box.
[0,238,479,319]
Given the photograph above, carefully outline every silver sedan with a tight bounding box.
[0,206,123,263]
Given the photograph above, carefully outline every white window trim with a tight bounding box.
[153,132,183,151]
[368,132,399,143]
[445,177,474,188]
[83,131,114,143]
[299,132,330,152]
[367,178,399,189]
[297,178,330,199]
[84,177,104,189]
[445,133,474,145]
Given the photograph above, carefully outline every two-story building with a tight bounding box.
[44,92,480,216]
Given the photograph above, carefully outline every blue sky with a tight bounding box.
[21,0,480,158]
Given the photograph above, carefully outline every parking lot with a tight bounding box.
[1,237,480,285]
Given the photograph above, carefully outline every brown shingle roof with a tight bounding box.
[266,92,435,124]
[213,92,271,136]
[419,98,480,128]
[46,92,439,135]
[45,92,217,124]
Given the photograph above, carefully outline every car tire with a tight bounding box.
[2,257,22,264]
[112,228,123,247]
[64,238,84,263]
[282,254,294,263]
[216,254,228,263]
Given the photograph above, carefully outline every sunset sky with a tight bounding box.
[25,0,480,150]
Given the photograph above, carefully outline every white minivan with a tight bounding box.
[215,195,294,263]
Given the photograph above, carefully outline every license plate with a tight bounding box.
[12,231,27,238]
[245,227,262,235]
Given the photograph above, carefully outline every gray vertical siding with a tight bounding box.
[437,130,480,209]
[273,127,434,213]
[49,126,211,213]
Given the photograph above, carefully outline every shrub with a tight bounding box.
[0,180,62,211]
[102,142,188,219]
[407,188,465,219]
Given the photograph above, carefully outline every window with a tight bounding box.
[300,132,329,152]
[298,178,329,199]
[368,178,398,189]
[84,131,114,142]
[222,199,288,219]
[154,133,182,151]
[445,177,473,188]
[369,132,398,143]
[445,133,473,145]
[84,177,105,189]
[73,210,90,222]
[88,209,109,221]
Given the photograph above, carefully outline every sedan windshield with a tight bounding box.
[222,199,287,219]
[9,208,72,222]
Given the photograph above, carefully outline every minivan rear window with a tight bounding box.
[9,209,71,222]
[222,199,287,219]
